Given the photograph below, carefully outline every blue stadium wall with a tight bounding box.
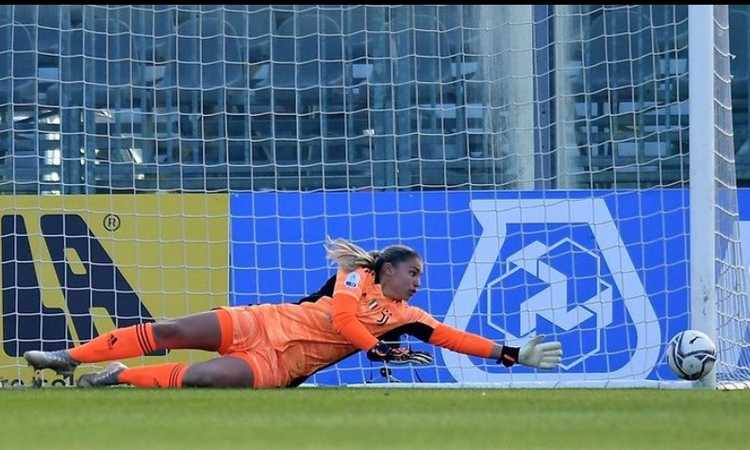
[230,190,750,385]
[2,190,749,385]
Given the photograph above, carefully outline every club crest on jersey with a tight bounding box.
[345,271,360,288]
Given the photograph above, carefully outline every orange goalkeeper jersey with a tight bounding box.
[247,267,496,385]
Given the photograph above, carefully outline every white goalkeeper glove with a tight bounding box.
[497,335,563,369]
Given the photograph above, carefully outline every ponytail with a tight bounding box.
[324,236,376,272]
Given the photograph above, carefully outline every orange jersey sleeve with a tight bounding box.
[406,306,494,358]
[330,268,380,351]
[429,324,494,358]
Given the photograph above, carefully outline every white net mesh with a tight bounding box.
[0,5,745,388]
[712,6,750,388]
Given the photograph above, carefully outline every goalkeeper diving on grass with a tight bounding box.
[24,238,563,388]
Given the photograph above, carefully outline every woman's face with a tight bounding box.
[382,256,423,301]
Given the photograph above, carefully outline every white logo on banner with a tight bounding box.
[487,239,613,370]
[442,198,661,383]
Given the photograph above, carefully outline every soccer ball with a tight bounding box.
[666,330,717,381]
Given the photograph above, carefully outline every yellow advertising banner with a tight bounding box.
[0,194,228,385]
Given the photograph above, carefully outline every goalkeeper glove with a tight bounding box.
[368,341,434,366]
[497,335,562,369]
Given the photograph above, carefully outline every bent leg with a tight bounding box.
[112,357,253,389]
[68,322,158,363]
[68,310,224,364]
[116,362,189,388]
[151,311,223,351]
[182,356,254,388]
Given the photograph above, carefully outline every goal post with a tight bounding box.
[689,5,750,390]
[688,4,719,390]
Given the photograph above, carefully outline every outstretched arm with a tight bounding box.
[405,307,563,369]
[430,323,562,369]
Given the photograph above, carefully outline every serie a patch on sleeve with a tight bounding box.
[345,271,361,288]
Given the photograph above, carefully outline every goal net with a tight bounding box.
[0,4,746,389]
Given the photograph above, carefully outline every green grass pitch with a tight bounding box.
[1,388,748,450]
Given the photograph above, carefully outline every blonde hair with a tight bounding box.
[324,236,376,272]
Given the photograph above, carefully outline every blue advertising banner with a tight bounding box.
[230,190,692,385]
[738,189,750,279]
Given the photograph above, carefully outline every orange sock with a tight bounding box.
[68,323,158,363]
[117,363,187,388]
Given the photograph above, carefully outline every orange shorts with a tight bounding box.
[213,306,293,389]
